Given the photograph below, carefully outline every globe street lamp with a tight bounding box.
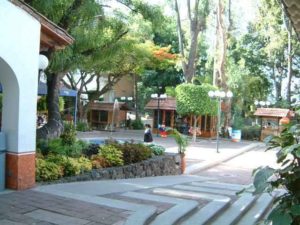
[151,93,167,137]
[208,90,233,153]
[254,100,271,108]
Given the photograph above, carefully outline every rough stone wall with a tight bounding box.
[40,153,181,184]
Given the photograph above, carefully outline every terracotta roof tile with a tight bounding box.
[254,108,293,118]
[145,97,176,110]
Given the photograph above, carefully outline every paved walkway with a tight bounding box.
[78,130,262,174]
[0,130,268,225]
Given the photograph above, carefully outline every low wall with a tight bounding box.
[40,153,181,184]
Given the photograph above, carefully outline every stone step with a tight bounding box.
[153,188,231,201]
[36,189,157,225]
[121,192,198,225]
[236,193,274,225]
[173,184,237,196]
[180,199,231,225]
[208,193,257,225]
[190,181,246,192]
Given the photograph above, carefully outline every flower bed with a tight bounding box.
[36,123,173,182]
[38,153,181,184]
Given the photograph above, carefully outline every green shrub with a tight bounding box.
[47,138,87,157]
[36,158,63,181]
[46,155,80,176]
[61,122,77,145]
[148,144,165,156]
[241,126,260,140]
[118,143,152,164]
[99,145,124,167]
[77,156,92,172]
[82,143,100,158]
[131,119,144,130]
[76,122,90,132]
[36,139,50,156]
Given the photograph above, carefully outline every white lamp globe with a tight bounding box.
[127,97,133,101]
[219,91,226,98]
[160,94,167,99]
[214,90,221,97]
[39,54,49,71]
[260,101,266,106]
[208,90,215,98]
[226,91,233,98]
[151,94,158,98]
[266,101,271,106]
[254,100,259,106]
[120,96,126,101]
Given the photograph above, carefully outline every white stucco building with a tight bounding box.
[0,0,73,190]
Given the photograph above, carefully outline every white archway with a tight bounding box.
[0,0,40,189]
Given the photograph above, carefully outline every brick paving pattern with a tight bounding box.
[0,190,130,225]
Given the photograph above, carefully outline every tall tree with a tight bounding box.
[174,0,210,82]
[27,0,166,139]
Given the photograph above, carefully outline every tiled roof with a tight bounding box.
[145,97,176,110]
[254,108,293,118]
[281,0,300,40]
[11,0,74,49]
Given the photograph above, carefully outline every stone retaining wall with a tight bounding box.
[40,153,181,184]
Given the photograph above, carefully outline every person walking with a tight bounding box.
[144,124,153,143]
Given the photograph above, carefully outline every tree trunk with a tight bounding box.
[286,23,293,105]
[193,115,197,142]
[37,73,64,140]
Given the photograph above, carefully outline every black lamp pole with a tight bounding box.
[157,94,160,137]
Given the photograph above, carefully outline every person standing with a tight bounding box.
[144,124,153,143]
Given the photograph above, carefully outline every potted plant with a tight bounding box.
[169,129,189,173]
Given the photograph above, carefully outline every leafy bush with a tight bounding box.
[91,155,110,169]
[241,126,260,140]
[99,145,124,166]
[36,139,50,156]
[47,138,87,157]
[131,119,144,130]
[169,128,188,154]
[117,142,152,164]
[76,122,90,132]
[148,144,165,155]
[250,124,300,225]
[61,122,76,145]
[82,143,100,158]
[46,155,92,177]
[36,158,63,181]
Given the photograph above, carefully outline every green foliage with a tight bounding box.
[131,119,144,130]
[165,87,176,97]
[82,144,100,158]
[99,145,124,167]
[169,129,188,154]
[148,144,165,156]
[76,122,90,132]
[241,126,261,140]
[119,143,152,164]
[175,83,218,116]
[44,138,87,157]
[251,124,300,224]
[37,96,64,112]
[61,122,76,145]
[36,158,63,182]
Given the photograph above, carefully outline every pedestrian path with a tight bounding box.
[31,175,278,225]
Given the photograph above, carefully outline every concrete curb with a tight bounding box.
[184,143,263,174]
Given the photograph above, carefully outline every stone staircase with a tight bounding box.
[37,179,278,225]
[120,180,277,225]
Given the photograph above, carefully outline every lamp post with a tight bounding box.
[151,93,167,137]
[208,90,233,153]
